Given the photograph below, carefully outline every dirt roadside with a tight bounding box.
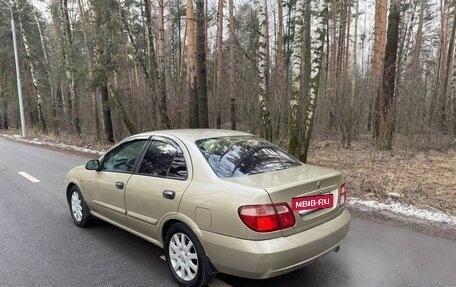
[308,135,456,216]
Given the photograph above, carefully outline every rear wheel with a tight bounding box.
[165,223,212,287]
[69,186,91,227]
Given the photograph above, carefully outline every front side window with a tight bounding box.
[101,140,147,173]
[138,140,188,179]
[196,136,301,178]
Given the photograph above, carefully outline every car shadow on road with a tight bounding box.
[76,219,178,286]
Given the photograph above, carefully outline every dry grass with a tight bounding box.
[307,134,456,215]
[26,129,112,153]
[1,128,112,154]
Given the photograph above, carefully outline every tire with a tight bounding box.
[69,186,91,227]
[164,223,213,287]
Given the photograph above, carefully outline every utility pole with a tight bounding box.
[1,0,26,137]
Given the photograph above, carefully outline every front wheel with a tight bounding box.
[69,186,91,227]
[164,223,212,287]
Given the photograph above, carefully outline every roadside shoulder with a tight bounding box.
[348,199,456,241]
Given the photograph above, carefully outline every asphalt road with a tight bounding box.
[0,136,455,287]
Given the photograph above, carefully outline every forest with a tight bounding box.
[0,0,455,162]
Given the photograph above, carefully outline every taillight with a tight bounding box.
[238,203,295,232]
[339,183,347,207]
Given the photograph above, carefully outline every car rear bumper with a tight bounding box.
[201,208,351,279]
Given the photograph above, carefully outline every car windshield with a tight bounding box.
[195,136,301,178]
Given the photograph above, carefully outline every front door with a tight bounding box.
[85,139,147,225]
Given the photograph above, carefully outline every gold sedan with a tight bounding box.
[65,129,350,287]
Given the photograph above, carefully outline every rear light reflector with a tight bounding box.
[339,183,347,207]
[238,203,295,232]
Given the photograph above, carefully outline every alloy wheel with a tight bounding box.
[168,232,199,281]
[71,191,83,222]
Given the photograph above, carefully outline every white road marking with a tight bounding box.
[18,171,40,183]
[207,277,233,287]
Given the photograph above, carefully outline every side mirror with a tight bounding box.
[85,159,100,171]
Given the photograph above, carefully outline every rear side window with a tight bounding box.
[196,136,301,178]
[138,140,188,180]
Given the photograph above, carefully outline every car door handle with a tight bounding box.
[115,182,125,189]
[163,190,175,200]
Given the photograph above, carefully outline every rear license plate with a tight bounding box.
[291,194,334,211]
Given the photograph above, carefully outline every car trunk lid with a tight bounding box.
[225,164,344,236]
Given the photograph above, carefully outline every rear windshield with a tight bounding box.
[195,136,301,178]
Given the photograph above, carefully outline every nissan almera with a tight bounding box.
[65,129,350,287]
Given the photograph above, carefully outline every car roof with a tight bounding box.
[133,129,252,142]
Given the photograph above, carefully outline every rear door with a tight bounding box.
[125,137,191,240]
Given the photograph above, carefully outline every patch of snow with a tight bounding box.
[349,197,456,226]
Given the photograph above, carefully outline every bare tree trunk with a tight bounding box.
[108,81,137,135]
[434,0,449,129]
[93,0,114,142]
[50,0,64,134]
[346,0,359,147]
[158,0,171,128]
[214,0,223,129]
[144,0,157,85]
[452,51,456,136]
[335,2,347,138]
[228,0,236,130]
[340,1,350,146]
[411,0,426,71]
[144,0,162,127]
[62,0,81,135]
[453,92,456,136]
[1,94,7,129]
[396,1,416,95]
[328,0,338,132]
[119,3,148,79]
[276,0,285,138]
[284,1,295,109]
[196,0,209,128]
[372,0,388,138]
[175,1,184,127]
[452,15,456,136]
[79,0,100,140]
[178,2,185,90]
[288,0,305,157]
[34,12,57,135]
[300,0,311,125]
[0,74,8,129]
[376,0,400,150]
[186,0,199,128]
[258,0,273,141]
[440,6,456,131]
[300,0,328,162]
[343,1,351,85]
[100,83,114,142]
[16,0,47,133]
